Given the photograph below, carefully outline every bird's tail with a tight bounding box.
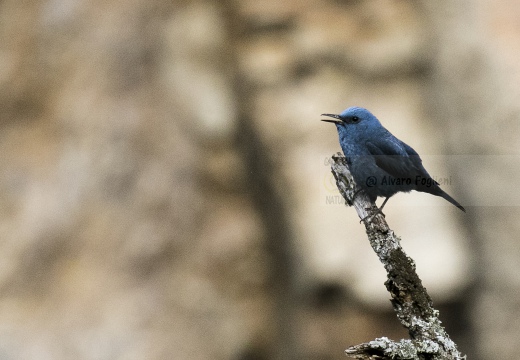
[435,188,466,212]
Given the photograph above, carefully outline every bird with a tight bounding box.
[321,106,465,214]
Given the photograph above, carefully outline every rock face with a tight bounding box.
[0,0,514,359]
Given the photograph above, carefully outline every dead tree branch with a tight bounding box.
[330,153,465,360]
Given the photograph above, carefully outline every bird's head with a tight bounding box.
[321,107,382,136]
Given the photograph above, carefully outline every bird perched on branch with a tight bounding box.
[322,106,465,214]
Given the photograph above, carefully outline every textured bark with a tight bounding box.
[330,154,465,360]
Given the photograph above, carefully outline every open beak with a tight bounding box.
[321,113,342,124]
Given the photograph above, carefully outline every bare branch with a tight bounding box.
[330,153,465,360]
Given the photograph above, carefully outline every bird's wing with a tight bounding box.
[401,141,440,185]
[365,138,425,178]
[401,142,424,169]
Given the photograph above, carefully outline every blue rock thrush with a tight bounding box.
[322,106,465,213]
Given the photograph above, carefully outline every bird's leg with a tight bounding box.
[360,197,390,223]
[378,196,390,212]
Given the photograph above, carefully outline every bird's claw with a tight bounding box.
[360,207,386,223]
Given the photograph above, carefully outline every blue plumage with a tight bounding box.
[322,107,465,212]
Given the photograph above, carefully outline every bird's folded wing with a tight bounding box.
[365,139,425,179]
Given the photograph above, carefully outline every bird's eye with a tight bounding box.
[352,116,359,123]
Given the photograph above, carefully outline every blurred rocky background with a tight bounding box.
[0,0,518,359]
